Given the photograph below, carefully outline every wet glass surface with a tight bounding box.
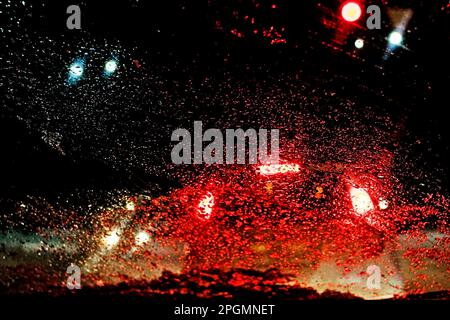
[1,0,449,304]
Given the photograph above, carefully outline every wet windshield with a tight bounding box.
[1,0,448,310]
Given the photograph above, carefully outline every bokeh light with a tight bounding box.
[125,200,135,211]
[354,38,364,49]
[349,187,375,215]
[135,231,150,246]
[103,229,121,249]
[104,59,118,75]
[388,30,403,46]
[341,2,362,22]
[197,192,215,220]
[68,60,84,83]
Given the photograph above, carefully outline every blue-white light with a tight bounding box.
[354,38,364,49]
[104,60,118,75]
[69,61,84,78]
[68,59,85,84]
[388,31,403,46]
